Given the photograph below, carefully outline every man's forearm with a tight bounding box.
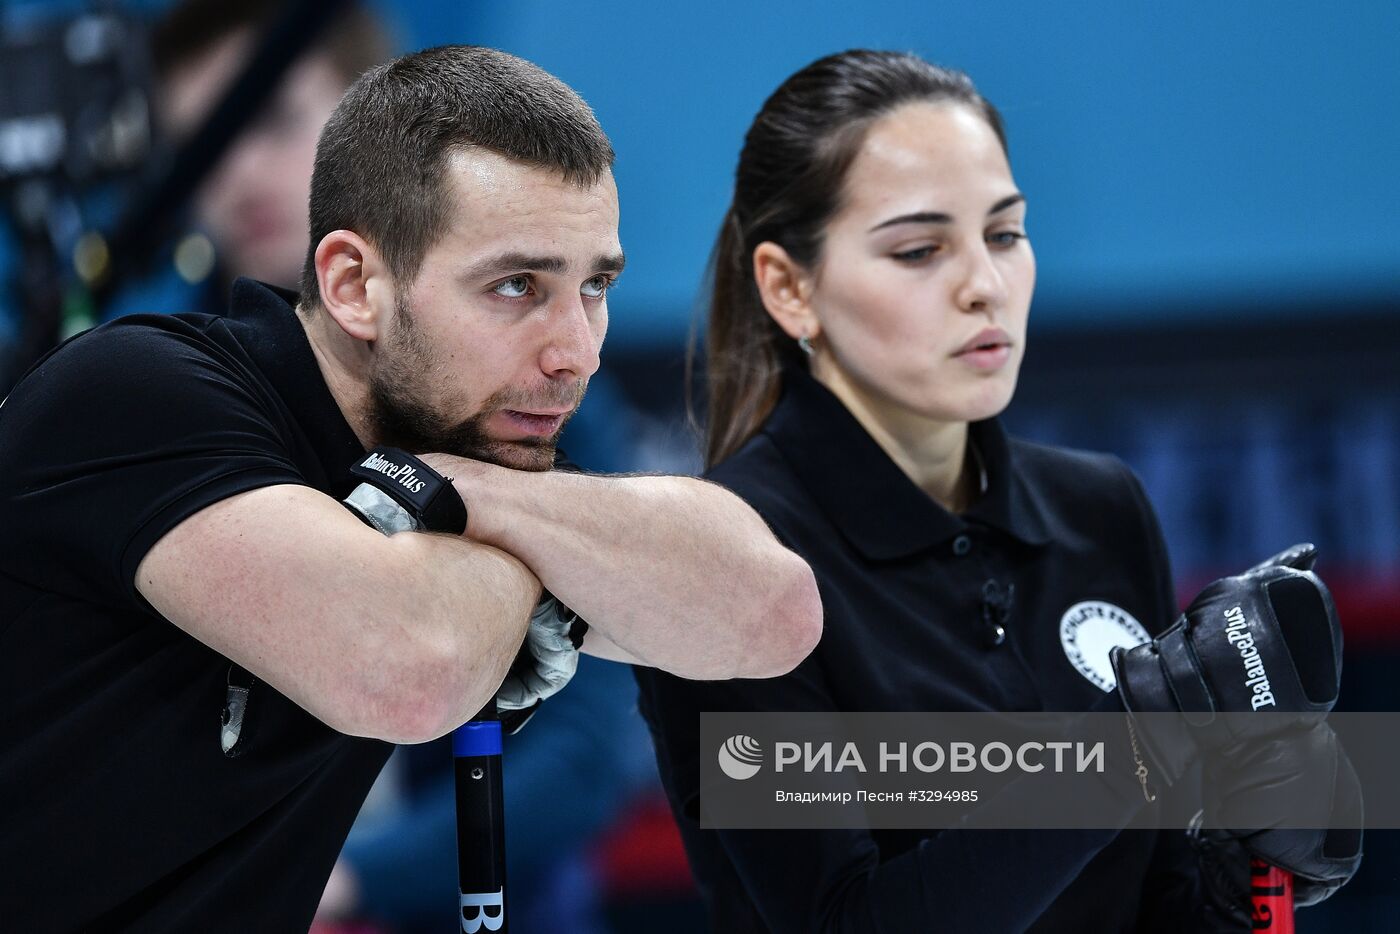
[138,484,541,743]
[370,531,544,734]
[444,462,822,679]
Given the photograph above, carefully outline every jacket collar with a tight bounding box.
[763,367,1053,560]
[226,278,366,490]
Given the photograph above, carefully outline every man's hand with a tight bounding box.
[494,592,585,730]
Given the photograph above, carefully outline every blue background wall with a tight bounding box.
[4,0,1398,344]
[399,0,1400,345]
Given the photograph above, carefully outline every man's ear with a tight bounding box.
[753,241,819,343]
[313,230,389,343]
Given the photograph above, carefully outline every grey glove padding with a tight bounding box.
[495,591,584,713]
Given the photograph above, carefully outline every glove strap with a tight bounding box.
[345,446,468,535]
[554,596,589,648]
[1157,626,1217,725]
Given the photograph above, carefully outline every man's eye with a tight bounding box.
[494,276,532,298]
[581,275,612,299]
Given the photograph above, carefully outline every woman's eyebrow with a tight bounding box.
[867,193,1025,233]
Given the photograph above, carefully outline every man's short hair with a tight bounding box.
[299,45,616,310]
[152,0,390,87]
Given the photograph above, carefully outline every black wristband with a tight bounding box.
[346,446,468,535]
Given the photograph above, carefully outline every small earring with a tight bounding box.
[798,333,815,357]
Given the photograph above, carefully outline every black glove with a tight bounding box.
[1103,544,1343,798]
[1110,544,1341,748]
[1193,829,1360,924]
[1200,720,1364,907]
[1187,827,1260,931]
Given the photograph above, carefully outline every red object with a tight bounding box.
[1250,859,1295,933]
[590,792,698,898]
[1177,571,1400,647]
[308,922,389,934]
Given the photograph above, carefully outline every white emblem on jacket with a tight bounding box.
[1059,601,1151,691]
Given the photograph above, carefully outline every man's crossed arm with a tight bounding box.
[137,461,821,744]
[425,454,820,679]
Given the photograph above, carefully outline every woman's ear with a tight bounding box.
[753,241,820,343]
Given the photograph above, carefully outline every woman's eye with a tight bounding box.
[494,275,532,298]
[892,246,937,262]
[988,231,1027,248]
[581,275,612,299]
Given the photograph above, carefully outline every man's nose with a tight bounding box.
[539,298,602,379]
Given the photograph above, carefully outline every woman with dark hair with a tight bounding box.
[634,50,1359,932]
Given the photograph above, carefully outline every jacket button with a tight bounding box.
[952,534,972,556]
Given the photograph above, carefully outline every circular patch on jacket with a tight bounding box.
[1059,601,1151,691]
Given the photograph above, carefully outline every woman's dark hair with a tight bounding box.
[701,49,1006,467]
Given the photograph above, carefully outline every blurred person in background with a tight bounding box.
[151,0,390,297]
[635,49,1361,933]
[151,5,673,933]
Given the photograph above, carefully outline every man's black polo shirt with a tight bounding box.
[0,280,390,931]
[635,369,1212,933]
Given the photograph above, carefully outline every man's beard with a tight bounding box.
[367,293,584,472]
